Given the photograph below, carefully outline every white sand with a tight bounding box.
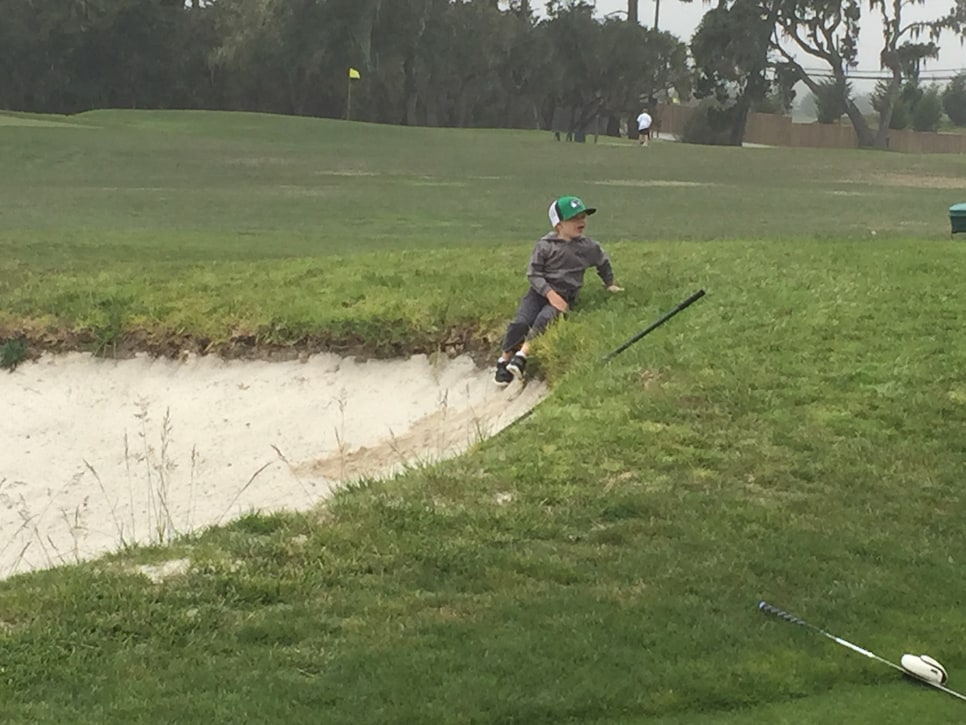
[0,352,545,578]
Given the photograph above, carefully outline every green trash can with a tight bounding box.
[951,203,966,235]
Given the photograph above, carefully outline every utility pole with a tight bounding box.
[627,0,638,24]
[654,0,660,29]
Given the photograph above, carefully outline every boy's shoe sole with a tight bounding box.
[494,362,513,388]
[506,356,526,380]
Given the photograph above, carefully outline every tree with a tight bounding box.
[929,0,966,39]
[871,80,942,132]
[537,2,688,138]
[0,0,689,132]
[752,89,791,114]
[866,0,940,145]
[942,73,966,126]
[0,0,201,114]
[495,6,552,127]
[911,85,943,132]
[0,0,44,110]
[872,79,920,129]
[541,1,604,135]
[598,20,689,132]
[210,0,384,118]
[690,0,791,145]
[770,0,940,148]
[812,78,851,123]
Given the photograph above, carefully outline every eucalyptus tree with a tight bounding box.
[540,0,605,133]
[209,0,384,117]
[539,1,688,136]
[506,0,532,15]
[0,0,41,109]
[0,0,692,132]
[411,0,511,126]
[363,0,453,125]
[0,0,196,113]
[770,0,942,148]
[931,0,966,37]
[682,0,952,147]
[690,0,788,145]
[492,2,550,127]
[607,21,690,114]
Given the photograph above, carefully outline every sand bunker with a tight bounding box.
[0,352,545,578]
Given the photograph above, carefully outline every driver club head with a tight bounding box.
[901,654,948,685]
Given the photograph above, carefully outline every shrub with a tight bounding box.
[751,92,787,115]
[1,338,28,372]
[888,101,910,129]
[942,73,966,126]
[680,101,733,145]
[812,79,850,124]
[872,80,923,130]
[912,86,943,132]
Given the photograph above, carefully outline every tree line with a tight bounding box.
[1,0,964,148]
[687,0,966,146]
[0,0,689,135]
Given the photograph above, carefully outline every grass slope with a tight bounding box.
[1,111,966,722]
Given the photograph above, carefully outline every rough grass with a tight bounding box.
[1,111,966,723]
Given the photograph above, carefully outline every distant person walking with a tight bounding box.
[636,110,653,147]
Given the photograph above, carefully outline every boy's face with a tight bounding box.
[556,212,587,240]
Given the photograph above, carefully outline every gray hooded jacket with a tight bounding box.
[526,233,614,302]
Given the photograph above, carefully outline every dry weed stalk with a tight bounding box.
[333,388,349,480]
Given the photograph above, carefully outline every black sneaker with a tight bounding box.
[506,354,527,380]
[494,360,513,387]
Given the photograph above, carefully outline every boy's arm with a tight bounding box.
[593,242,615,287]
[526,241,553,297]
[594,242,623,292]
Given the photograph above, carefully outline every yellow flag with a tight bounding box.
[348,67,361,80]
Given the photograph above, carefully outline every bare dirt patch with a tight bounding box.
[591,179,709,188]
[853,173,965,190]
[314,169,380,177]
[0,323,494,368]
[136,558,191,583]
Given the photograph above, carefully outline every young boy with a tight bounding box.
[495,195,623,387]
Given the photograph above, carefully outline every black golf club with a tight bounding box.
[602,289,705,362]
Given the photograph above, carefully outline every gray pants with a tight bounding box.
[501,288,568,353]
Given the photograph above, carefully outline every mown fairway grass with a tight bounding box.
[1,110,966,723]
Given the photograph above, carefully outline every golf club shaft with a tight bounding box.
[759,601,966,702]
[758,601,902,672]
[603,289,705,362]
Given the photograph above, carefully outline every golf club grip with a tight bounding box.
[676,288,706,309]
[758,601,807,626]
[603,289,706,361]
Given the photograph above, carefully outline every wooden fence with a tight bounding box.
[655,103,966,154]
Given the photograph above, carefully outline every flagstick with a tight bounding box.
[346,76,352,121]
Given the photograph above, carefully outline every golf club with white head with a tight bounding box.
[758,601,966,703]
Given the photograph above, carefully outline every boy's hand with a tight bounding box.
[607,284,624,293]
[547,289,569,312]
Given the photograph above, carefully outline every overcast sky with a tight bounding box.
[590,0,965,88]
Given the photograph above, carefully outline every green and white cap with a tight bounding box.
[549,196,596,226]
